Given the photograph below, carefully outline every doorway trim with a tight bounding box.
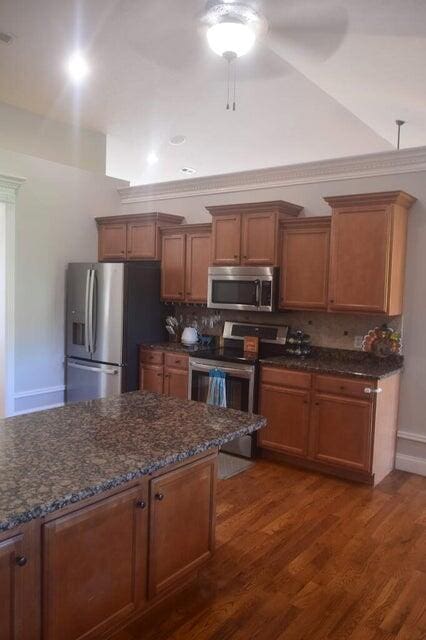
[0,173,25,417]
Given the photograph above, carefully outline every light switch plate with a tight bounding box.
[354,335,364,349]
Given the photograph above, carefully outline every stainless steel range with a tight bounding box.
[189,321,288,458]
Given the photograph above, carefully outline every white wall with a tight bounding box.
[0,147,126,413]
[0,102,106,174]
[121,170,426,474]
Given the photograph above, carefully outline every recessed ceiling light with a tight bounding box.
[147,152,159,165]
[181,167,196,175]
[170,135,186,146]
[67,51,90,83]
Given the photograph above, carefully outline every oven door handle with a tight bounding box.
[189,361,254,378]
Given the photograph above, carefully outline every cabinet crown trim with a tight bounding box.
[95,212,185,226]
[280,215,331,228]
[161,223,212,235]
[324,190,416,209]
[206,200,303,218]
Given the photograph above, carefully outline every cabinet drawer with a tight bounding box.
[261,366,311,390]
[140,349,164,365]
[164,353,188,371]
[314,374,377,399]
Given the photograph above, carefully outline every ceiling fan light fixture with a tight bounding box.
[207,20,255,58]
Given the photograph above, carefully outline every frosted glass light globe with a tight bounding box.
[207,21,255,58]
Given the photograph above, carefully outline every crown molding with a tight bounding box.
[0,174,26,204]
[118,146,426,204]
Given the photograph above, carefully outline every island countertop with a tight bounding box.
[0,391,266,533]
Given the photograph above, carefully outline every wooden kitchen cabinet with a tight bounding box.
[259,383,311,457]
[96,213,184,262]
[140,349,189,400]
[325,191,416,314]
[42,485,148,640]
[207,201,303,266]
[279,217,331,310]
[148,455,216,598]
[98,222,127,261]
[210,213,241,265]
[161,224,212,302]
[310,393,373,472]
[0,534,25,640]
[185,231,211,302]
[164,367,188,400]
[258,365,401,485]
[140,363,164,394]
[161,233,186,301]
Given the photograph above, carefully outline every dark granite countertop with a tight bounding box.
[260,347,403,380]
[141,341,212,354]
[0,392,265,533]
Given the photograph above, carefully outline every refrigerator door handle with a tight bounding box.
[67,362,119,375]
[84,269,91,353]
[88,269,97,354]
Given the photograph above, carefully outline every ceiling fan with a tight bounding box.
[132,0,348,107]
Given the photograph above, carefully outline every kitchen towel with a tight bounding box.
[207,368,227,408]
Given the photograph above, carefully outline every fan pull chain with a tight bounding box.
[226,58,231,110]
[233,58,237,111]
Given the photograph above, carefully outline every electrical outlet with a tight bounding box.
[354,335,364,349]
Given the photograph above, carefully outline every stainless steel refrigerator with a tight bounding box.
[65,262,165,403]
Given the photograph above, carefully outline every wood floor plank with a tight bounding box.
[110,460,426,640]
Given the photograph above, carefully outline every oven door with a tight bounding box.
[188,358,255,458]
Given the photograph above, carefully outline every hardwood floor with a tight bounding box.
[115,460,426,640]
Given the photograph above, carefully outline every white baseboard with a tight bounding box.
[14,385,65,415]
[395,453,426,477]
[397,429,426,444]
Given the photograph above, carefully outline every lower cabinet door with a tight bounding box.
[140,364,164,394]
[148,456,216,598]
[164,367,188,400]
[42,486,148,640]
[310,394,373,471]
[0,535,24,640]
[258,384,310,456]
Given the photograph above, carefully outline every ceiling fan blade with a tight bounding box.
[265,1,349,62]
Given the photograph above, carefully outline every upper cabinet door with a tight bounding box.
[98,223,127,261]
[185,233,211,302]
[280,220,330,310]
[325,191,415,315]
[161,234,186,301]
[127,222,157,260]
[328,207,391,313]
[211,214,241,265]
[241,212,277,265]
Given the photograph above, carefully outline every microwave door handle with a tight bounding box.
[255,280,261,307]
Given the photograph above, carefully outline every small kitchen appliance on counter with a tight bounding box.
[181,326,199,346]
[188,321,289,458]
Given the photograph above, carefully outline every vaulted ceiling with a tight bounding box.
[1,0,425,185]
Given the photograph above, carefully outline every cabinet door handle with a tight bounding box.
[186,292,191,296]
[364,387,383,394]
[155,493,164,501]
[234,254,239,259]
[136,500,146,509]
[157,373,162,377]
[178,291,183,296]
[329,299,334,304]
[243,255,247,259]
[15,555,27,567]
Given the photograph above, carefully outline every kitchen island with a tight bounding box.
[0,391,265,640]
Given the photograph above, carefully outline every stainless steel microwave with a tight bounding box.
[207,266,279,312]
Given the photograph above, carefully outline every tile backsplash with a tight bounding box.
[169,305,403,352]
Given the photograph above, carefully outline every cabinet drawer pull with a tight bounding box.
[155,493,164,501]
[157,373,162,377]
[364,387,382,394]
[175,359,181,364]
[136,500,146,509]
[234,254,239,259]
[15,555,27,567]
[329,299,334,303]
